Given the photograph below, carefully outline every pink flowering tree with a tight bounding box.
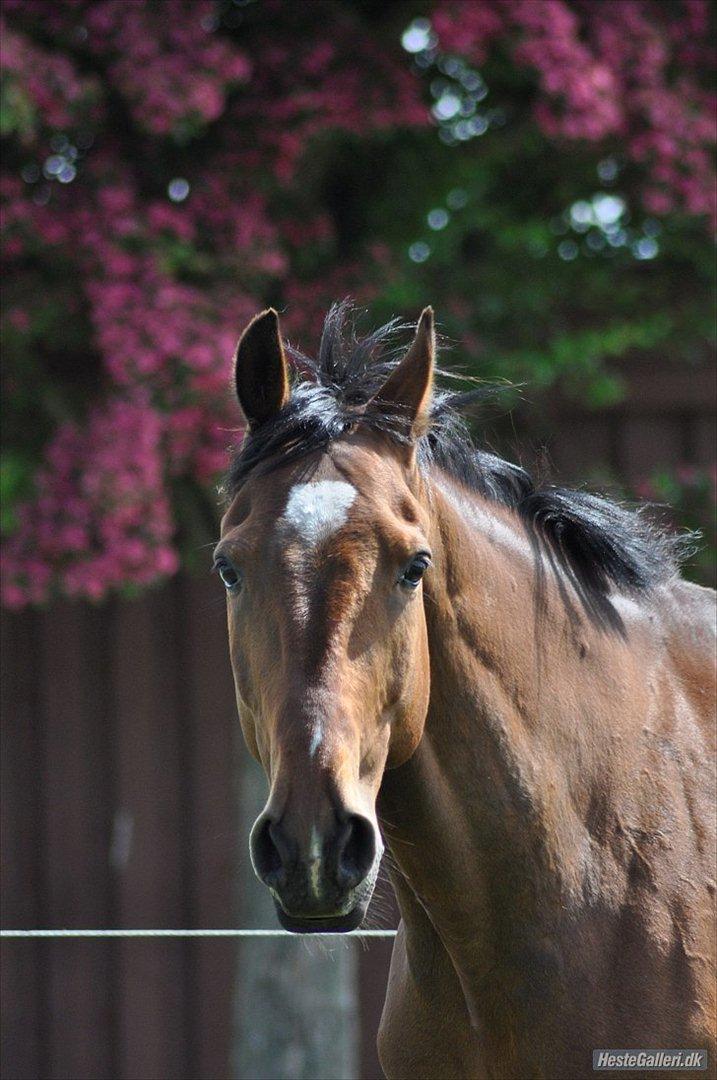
[1,0,714,606]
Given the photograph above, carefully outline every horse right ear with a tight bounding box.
[370,306,435,438]
[233,308,290,430]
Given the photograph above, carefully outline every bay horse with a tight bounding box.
[217,303,716,1079]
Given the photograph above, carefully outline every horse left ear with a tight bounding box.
[233,308,290,431]
[371,307,435,437]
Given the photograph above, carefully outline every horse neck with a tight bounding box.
[379,469,635,967]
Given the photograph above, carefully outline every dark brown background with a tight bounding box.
[2,354,715,1080]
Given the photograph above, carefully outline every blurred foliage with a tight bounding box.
[0,0,714,604]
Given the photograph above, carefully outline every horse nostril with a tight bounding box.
[337,814,376,889]
[250,817,285,887]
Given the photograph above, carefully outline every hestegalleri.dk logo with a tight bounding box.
[593,1049,708,1071]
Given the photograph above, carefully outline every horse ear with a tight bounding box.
[233,308,290,430]
[371,307,435,437]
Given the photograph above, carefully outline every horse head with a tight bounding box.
[217,306,435,931]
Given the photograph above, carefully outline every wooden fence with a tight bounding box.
[0,579,397,1080]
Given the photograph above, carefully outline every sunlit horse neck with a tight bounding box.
[219,303,716,1079]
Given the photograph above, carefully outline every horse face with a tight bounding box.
[218,438,431,930]
[218,307,435,931]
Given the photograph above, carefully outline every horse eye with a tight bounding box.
[400,553,431,589]
[214,558,242,592]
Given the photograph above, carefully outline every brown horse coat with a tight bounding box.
[219,305,716,1079]
[378,472,716,1079]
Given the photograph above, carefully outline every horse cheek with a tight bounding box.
[237,701,262,765]
[386,624,430,769]
[228,614,264,766]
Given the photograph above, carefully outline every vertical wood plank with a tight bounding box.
[85,601,121,1076]
[112,589,188,1080]
[0,610,45,1080]
[40,602,113,1079]
[184,576,235,1079]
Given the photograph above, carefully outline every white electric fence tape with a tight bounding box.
[0,928,397,939]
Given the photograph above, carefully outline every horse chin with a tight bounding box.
[274,902,367,934]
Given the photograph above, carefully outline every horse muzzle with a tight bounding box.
[250,807,381,933]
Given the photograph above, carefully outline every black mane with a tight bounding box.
[223,302,686,616]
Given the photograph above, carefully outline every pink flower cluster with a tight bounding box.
[2,398,176,609]
[514,1,622,142]
[2,0,249,136]
[433,0,716,223]
[80,0,251,135]
[230,0,427,180]
[1,164,264,606]
[1,0,424,607]
[0,14,100,131]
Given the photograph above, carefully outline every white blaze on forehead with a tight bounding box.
[281,480,357,546]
